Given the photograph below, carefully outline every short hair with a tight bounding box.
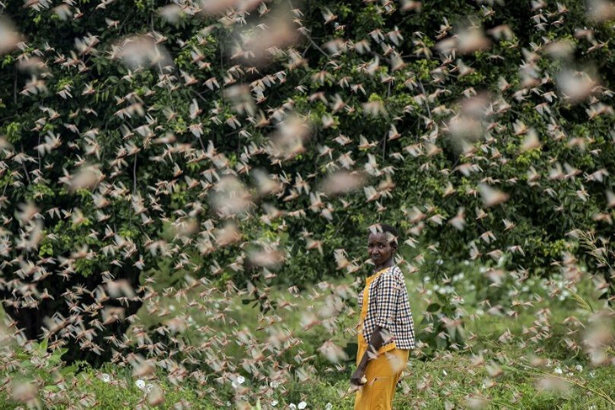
[368,223,399,247]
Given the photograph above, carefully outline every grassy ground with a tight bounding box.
[1,267,615,409]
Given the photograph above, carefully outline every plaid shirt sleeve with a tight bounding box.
[374,271,400,330]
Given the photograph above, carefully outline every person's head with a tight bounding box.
[367,223,399,266]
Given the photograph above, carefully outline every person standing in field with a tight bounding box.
[350,223,415,409]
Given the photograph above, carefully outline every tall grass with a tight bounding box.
[1,267,615,409]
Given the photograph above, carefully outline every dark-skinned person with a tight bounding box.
[350,223,415,409]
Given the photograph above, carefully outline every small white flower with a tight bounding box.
[554,367,563,375]
[271,400,278,407]
[135,379,146,390]
[236,375,245,385]
[298,401,307,409]
[575,365,583,372]
[325,403,333,410]
[290,404,297,410]
[436,259,444,265]
[270,380,279,389]
[100,373,111,383]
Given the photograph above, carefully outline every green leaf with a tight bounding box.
[39,338,48,352]
[426,303,441,313]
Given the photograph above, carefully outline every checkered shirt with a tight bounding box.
[358,265,415,350]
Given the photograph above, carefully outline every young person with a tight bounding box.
[351,223,415,409]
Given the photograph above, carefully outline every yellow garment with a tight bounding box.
[355,269,410,410]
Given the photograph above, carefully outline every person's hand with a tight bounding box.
[350,368,367,388]
[343,372,368,398]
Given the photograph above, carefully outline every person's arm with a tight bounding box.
[350,325,386,386]
[350,273,398,386]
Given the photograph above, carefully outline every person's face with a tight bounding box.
[367,232,396,266]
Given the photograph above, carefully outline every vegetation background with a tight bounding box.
[1,0,615,408]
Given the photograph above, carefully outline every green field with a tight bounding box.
[2,267,615,410]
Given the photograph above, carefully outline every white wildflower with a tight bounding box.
[135,379,146,390]
[100,373,111,383]
[298,401,307,409]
